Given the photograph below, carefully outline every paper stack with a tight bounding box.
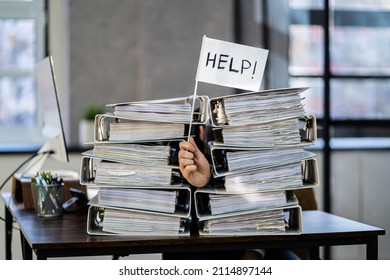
[79,88,318,236]
[80,96,209,236]
[194,87,319,236]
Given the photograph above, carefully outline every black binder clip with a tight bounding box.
[62,187,88,212]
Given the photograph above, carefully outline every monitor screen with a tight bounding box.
[35,56,69,163]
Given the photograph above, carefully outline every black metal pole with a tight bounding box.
[323,0,331,259]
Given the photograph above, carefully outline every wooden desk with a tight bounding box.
[2,192,385,260]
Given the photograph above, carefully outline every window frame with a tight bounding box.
[288,0,390,219]
[289,3,390,146]
[0,0,47,152]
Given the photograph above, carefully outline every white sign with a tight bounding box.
[196,36,269,91]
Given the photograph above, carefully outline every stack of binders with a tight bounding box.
[80,95,209,236]
[194,87,319,236]
[79,88,319,237]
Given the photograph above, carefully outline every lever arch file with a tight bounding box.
[209,142,317,177]
[87,204,191,236]
[210,158,319,194]
[197,205,302,236]
[194,188,299,218]
[94,113,187,143]
[86,185,192,236]
[106,95,209,124]
[208,87,308,127]
[211,114,317,148]
[82,140,180,168]
[80,155,182,187]
[89,184,191,217]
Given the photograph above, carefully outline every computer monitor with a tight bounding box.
[21,56,69,175]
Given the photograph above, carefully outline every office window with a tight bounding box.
[0,0,46,151]
[288,0,390,140]
[288,0,390,218]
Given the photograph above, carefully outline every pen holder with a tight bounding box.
[31,182,64,218]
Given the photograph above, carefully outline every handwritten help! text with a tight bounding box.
[205,52,258,79]
[196,36,268,91]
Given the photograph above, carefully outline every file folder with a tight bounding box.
[86,203,191,236]
[106,95,209,124]
[208,87,308,127]
[80,155,183,187]
[197,205,302,236]
[210,158,319,194]
[93,113,188,143]
[82,140,181,168]
[88,184,191,217]
[194,188,299,219]
[209,142,317,177]
[211,114,317,148]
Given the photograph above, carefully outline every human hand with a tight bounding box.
[178,137,211,188]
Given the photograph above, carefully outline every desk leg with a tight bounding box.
[5,205,12,260]
[366,237,378,260]
[20,231,33,260]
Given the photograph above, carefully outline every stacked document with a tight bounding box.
[109,121,185,142]
[80,155,182,187]
[83,163,191,236]
[107,95,209,124]
[90,143,172,166]
[79,96,203,236]
[97,188,177,213]
[94,187,190,214]
[210,143,316,177]
[209,87,307,126]
[199,207,302,236]
[218,159,318,193]
[213,118,301,147]
[94,114,186,143]
[93,96,209,143]
[212,115,317,148]
[226,147,304,173]
[197,189,296,216]
[79,88,319,237]
[94,161,174,187]
[96,209,185,236]
[192,87,319,236]
[87,197,191,236]
[113,102,192,123]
